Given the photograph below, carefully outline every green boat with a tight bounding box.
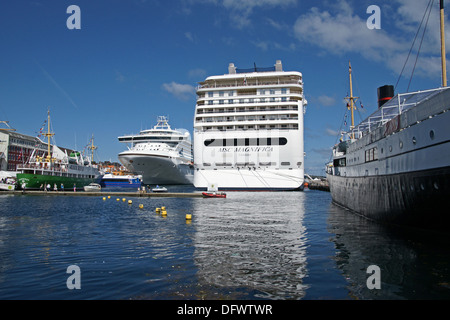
[16,110,102,190]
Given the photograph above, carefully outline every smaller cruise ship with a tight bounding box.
[118,116,193,185]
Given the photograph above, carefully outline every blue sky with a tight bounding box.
[0,0,447,175]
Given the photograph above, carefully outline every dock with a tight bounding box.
[0,190,204,198]
[306,180,330,192]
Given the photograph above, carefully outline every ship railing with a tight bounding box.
[346,87,447,139]
[18,163,69,173]
[197,80,301,90]
[196,115,298,122]
[196,106,299,114]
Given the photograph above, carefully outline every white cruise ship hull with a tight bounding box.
[193,129,304,190]
[194,168,304,191]
[119,152,193,185]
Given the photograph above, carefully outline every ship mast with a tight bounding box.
[345,61,358,139]
[88,134,97,163]
[42,109,54,163]
[440,0,447,87]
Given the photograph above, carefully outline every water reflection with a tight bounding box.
[328,203,450,299]
[192,192,308,299]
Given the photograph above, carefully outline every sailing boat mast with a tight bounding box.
[346,61,358,139]
[440,0,447,87]
[42,109,54,163]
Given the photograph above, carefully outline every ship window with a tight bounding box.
[365,147,378,162]
[281,162,290,166]
[333,157,346,167]
[204,137,287,147]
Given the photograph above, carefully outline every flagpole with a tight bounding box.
[440,0,448,87]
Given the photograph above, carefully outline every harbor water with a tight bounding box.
[0,188,449,300]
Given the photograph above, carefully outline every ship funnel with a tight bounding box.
[377,85,394,108]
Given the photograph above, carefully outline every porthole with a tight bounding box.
[434,182,439,190]
[389,145,393,152]
[399,141,403,149]
[412,137,417,144]
[430,130,435,139]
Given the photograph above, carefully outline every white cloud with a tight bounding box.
[115,70,125,83]
[325,127,339,137]
[188,68,207,79]
[293,0,449,79]
[252,40,296,52]
[185,32,195,42]
[317,95,336,107]
[162,82,196,100]
[188,0,297,29]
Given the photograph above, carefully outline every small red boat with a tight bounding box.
[202,192,227,198]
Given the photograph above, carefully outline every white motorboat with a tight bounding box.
[152,185,168,193]
[84,183,102,192]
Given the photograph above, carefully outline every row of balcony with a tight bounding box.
[197,79,302,90]
[196,123,299,132]
[195,114,299,123]
[196,105,299,114]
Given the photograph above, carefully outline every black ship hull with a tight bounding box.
[327,166,450,231]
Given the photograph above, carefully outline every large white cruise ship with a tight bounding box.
[118,116,193,185]
[193,60,307,191]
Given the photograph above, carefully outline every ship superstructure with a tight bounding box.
[193,60,307,190]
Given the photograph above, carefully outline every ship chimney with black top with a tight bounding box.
[377,85,394,108]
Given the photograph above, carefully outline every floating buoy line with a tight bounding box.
[101,196,192,222]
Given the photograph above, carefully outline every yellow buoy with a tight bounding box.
[122,198,126,202]
[161,210,167,216]
[116,198,120,201]
[108,196,111,199]
[102,197,106,201]
[156,208,161,213]
[139,204,144,209]
[128,200,132,204]
[186,214,192,220]
[161,206,166,211]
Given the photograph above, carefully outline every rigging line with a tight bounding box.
[350,65,365,123]
[395,0,434,91]
[255,169,277,187]
[407,0,435,92]
[237,168,249,187]
[250,169,271,188]
[269,170,302,182]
